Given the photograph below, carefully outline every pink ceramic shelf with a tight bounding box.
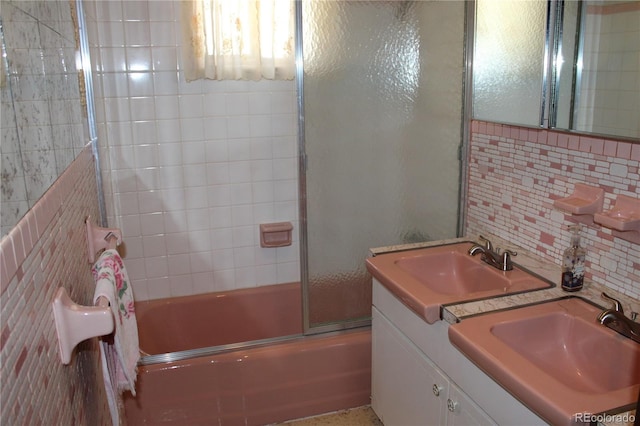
[593,195,640,244]
[594,195,640,232]
[553,183,604,215]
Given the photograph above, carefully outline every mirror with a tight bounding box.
[0,1,88,237]
[473,0,548,128]
[554,0,639,138]
[473,0,640,141]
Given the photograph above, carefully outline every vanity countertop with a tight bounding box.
[370,235,640,322]
[370,235,639,426]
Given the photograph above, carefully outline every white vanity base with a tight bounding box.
[372,279,548,425]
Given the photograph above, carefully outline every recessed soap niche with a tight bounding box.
[260,222,293,248]
[554,184,640,244]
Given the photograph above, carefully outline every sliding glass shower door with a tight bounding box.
[299,1,466,331]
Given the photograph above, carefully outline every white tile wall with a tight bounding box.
[575,3,640,138]
[86,0,299,300]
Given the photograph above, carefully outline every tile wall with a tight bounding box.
[576,1,640,138]
[1,2,635,425]
[1,0,88,236]
[0,146,110,425]
[84,0,300,301]
[466,120,640,299]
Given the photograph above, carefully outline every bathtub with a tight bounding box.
[124,283,372,425]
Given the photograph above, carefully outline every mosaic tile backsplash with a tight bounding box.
[466,120,640,299]
[0,146,110,425]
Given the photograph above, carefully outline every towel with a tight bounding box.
[92,249,140,426]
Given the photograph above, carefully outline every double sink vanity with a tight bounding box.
[366,237,639,426]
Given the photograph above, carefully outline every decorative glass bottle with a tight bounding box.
[561,225,586,292]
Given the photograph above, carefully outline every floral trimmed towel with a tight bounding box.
[92,249,139,426]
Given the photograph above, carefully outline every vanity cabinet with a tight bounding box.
[373,307,494,425]
[371,279,547,426]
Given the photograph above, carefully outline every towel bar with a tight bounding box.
[52,217,124,364]
[86,216,122,263]
[52,287,114,364]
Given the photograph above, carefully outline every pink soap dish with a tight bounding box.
[260,222,293,248]
[553,183,604,215]
[594,195,640,232]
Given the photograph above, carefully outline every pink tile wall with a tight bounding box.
[0,146,110,425]
[466,120,640,299]
[84,0,299,301]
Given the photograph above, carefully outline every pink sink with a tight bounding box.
[449,297,640,425]
[366,242,552,323]
[395,251,511,296]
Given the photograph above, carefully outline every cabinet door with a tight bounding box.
[372,308,448,426]
[446,382,497,426]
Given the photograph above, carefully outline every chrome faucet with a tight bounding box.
[597,292,640,344]
[468,236,517,271]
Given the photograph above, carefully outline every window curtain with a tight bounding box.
[180,0,295,81]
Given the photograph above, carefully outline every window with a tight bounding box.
[180,0,295,81]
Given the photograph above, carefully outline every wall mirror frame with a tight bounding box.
[472,0,640,142]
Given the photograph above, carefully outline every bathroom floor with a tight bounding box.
[279,406,383,426]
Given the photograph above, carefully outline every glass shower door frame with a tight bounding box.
[296,0,365,335]
[296,0,471,335]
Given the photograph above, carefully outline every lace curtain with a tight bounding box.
[180,0,295,81]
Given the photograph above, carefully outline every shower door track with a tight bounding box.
[137,326,371,366]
